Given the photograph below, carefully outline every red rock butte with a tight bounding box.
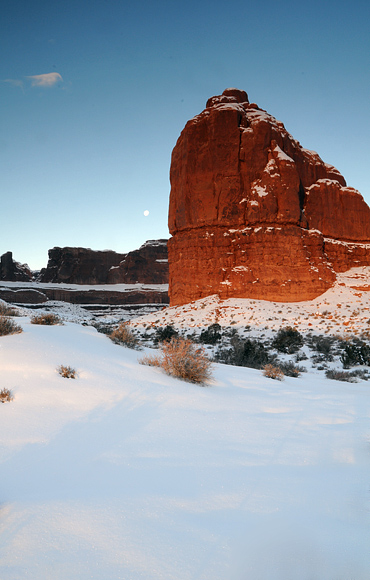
[168,88,370,306]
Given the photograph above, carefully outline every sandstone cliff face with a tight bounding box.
[37,240,168,285]
[38,247,127,284]
[0,252,33,282]
[168,88,370,305]
[107,240,168,284]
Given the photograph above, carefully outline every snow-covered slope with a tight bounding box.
[1,308,370,579]
[131,267,370,338]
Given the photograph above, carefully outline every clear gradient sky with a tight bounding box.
[1,0,370,270]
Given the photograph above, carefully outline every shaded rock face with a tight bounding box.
[0,288,47,304]
[107,240,168,284]
[38,247,127,284]
[38,241,168,285]
[0,252,33,282]
[0,286,168,306]
[168,88,370,305]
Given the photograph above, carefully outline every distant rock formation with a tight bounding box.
[107,240,169,284]
[168,88,370,305]
[0,252,33,282]
[38,247,127,284]
[0,241,169,307]
[0,285,168,306]
[37,240,168,285]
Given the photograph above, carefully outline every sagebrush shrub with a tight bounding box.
[0,302,20,316]
[138,354,162,367]
[340,340,370,368]
[263,364,284,381]
[308,335,334,361]
[91,321,114,335]
[325,369,358,383]
[110,323,139,349]
[31,313,61,325]
[57,365,77,379]
[0,388,14,403]
[140,338,213,384]
[278,360,305,377]
[351,369,370,380]
[199,323,222,345]
[272,326,303,354]
[161,338,213,383]
[154,325,178,343]
[215,336,272,369]
[0,316,22,336]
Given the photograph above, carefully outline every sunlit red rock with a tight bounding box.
[168,89,370,305]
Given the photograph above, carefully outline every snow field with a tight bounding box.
[0,310,370,579]
[131,267,370,340]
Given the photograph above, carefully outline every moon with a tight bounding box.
[143,210,149,216]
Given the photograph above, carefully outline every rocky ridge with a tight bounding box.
[168,88,370,305]
[38,240,168,285]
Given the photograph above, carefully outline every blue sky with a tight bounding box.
[1,0,370,270]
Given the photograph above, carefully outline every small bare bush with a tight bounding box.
[139,354,162,367]
[57,365,77,379]
[161,338,213,384]
[262,364,284,381]
[140,338,213,384]
[278,360,305,377]
[0,302,20,316]
[325,369,358,383]
[0,388,14,403]
[110,323,139,349]
[0,316,22,336]
[31,313,61,325]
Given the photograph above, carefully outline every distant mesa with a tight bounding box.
[168,88,370,306]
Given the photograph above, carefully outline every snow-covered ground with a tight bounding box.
[0,280,169,325]
[131,267,370,339]
[1,268,370,579]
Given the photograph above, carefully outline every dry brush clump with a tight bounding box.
[57,365,77,379]
[110,323,140,349]
[140,337,213,384]
[0,316,22,336]
[31,313,61,325]
[139,353,162,367]
[0,302,20,316]
[262,364,284,381]
[277,360,305,378]
[325,369,358,383]
[0,388,14,403]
